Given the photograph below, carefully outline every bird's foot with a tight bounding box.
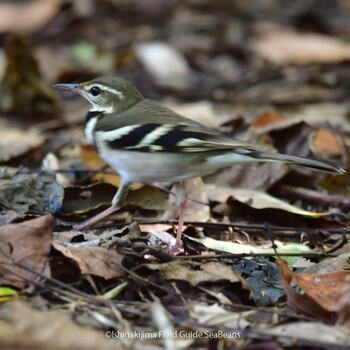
[169,239,183,255]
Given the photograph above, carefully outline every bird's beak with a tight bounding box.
[53,83,81,93]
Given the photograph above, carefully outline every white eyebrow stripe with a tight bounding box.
[98,125,140,141]
[85,84,124,100]
[135,124,173,148]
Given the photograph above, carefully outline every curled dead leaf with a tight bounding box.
[53,243,123,280]
[250,24,350,64]
[277,258,350,320]
[309,128,342,159]
[0,128,46,162]
[0,215,53,288]
[0,0,65,34]
[252,111,285,129]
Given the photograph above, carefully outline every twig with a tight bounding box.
[275,184,350,209]
[99,220,349,236]
[177,252,337,260]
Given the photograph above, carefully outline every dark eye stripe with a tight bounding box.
[106,123,160,149]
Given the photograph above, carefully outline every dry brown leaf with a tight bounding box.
[263,321,350,348]
[139,223,172,233]
[126,185,168,211]
[80,145,107,170]
[53,243,124,280]
[165,101,220,128]
[0,215,53,288]
[0,210,18,226]
[184,178,210,222]
[189,303,252,329]
[335,275,350,326]
[0,128,46,162]
[0,0,65,34]
[163,178,210,223]
[146,260,248,287]
[277,258,333,320]
[205,161,287,191]
[80,145,121,186]
[252,111,285,129]
[60,183,164,219]
[277,258,350,320]
[1,301,122,350]
[309,128,342,159]
[206,187,330,217]
[250,24,350,64]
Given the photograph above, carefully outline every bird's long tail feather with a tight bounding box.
[206,150,345,174]
[249,151,345,174]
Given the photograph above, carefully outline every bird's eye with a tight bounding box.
[90,86,100,96]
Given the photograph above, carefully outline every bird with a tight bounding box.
[54,76,345,254]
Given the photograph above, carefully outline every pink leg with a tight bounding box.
[74,181,130,231]
[73,205,119,231]
[169,182,187,254]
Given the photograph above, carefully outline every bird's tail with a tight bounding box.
[206,149,345,174]
[248,151,345,174]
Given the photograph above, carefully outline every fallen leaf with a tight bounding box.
[0,286,18,302]
[184,178,210,222]
[0,128,46,162]
[302,253,350,274]
[234,258,285,306]
[0,215,53,288]
[252,111,285,128]
[165,101,220,128]
[189,303,252,329]
[188,236,311,264]
[0,0,65,34]
[262,322,350,348]
[80,145,108,170]
[205,162,288,191]
[310,128,342,159]
[53,243,124,279]
[0,169,64,215]
[335,275,350,326]
[277,258,350,320]
[163,178,210,223]
[135,42,192,89]
[1,301,121,350]
[206,187,330,217]
[126,185,168,210]
[146,260,248,287]
[61,182,168,217]
[250,24,350,64]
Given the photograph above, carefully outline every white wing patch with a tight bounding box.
[98,125,141,141]
[136,124,173,148]
[177,137,206,146]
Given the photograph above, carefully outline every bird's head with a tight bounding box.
[54,76,143,113]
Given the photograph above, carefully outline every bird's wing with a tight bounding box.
[95,100,255,153]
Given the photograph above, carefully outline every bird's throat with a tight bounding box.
[85,111,103,146]
[86,110,103,123]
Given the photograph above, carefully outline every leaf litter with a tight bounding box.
[1,1,350,349]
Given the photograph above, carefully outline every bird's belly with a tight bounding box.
[98,149,210,183]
